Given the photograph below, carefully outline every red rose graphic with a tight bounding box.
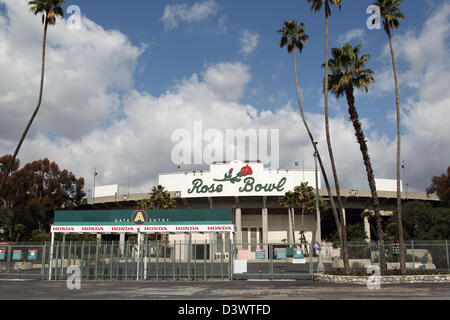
[240,165,253,176]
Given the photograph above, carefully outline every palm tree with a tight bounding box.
[138,185,176,242]
[305,0,348,259]
[278,191,298,245]
[326,43,386,271]
[293,182,315,232]
[277,20,350,273]
[373,0,406,274]
[139,185,177,210]
[0,0,66,196]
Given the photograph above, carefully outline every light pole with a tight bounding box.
[401,160,408,201]
[93,168,98,204]
[313,142,324,272]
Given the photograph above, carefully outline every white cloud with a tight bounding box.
[0,0,448,197]
[337,28,365,45]
[0,0,145,142]
[161,0,219,31]
[202,62,251,101]
[239,29,260,55]
[385,3,450,86]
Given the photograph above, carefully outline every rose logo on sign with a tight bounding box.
[131,210,148,226]
[214,165,253,184]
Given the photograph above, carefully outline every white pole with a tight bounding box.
[314,147,324,272]
[49,229,55,281]
[136,228,141,281]
[144,233,148,280]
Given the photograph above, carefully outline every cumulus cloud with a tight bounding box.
[161,0,219,31]
[0,0,448,196]
[336,28,366,45]
[0,0,145,142]
[375,2,450,190]
[202,62,251,101]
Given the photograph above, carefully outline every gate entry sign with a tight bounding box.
[51,209,234,234]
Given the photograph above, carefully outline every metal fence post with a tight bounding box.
[309,243,314,281]
[203,239,207,281]
[80,241,85,280]
[41,244,46,281]
[109,242,114,281]
[172,240,176,281]
[228,237,232,280]
[60,234,66,280]
[95,241,99,280]
[163,240,166,280]
[210,239,214,279]
[102,243,106,280]
[67,241,72,268]
[187,237,191,281]
[179,240,182,280]
[87,241,92,280]
[55,242,60,280]
[446,240,449,271]
[269,243,273,280]
[221,238,224,281]
[124,241,128,281]
[6,245,11,278]
[194,240,197,281]
[156,241,160,281]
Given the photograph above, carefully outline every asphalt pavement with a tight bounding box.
[0,279,449,300]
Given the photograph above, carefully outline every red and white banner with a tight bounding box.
[51,224,234,233]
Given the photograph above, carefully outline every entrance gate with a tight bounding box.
[0,241,314,281]
[230,243,314,280]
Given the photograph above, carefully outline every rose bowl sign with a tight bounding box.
[159,160,320,198]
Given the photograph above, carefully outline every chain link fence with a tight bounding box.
[0,240,448,280]
[321,240,450,272]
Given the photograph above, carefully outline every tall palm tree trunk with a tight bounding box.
[292,49,350,273]
[0,19,49,196]
[345,84,386,271]
[387,26,406,274]
[323,12,350,273]
[291,208,296,244]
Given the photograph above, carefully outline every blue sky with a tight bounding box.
[70,0,440,137]
[0,0,449,193]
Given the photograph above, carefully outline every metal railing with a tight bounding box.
[0,240,448,281]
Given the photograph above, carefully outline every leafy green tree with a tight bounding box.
[294,182,328,243]
[426,166,450,207]
[373,0,406,274]
[326,43,387,270]
[14,224,26,242]
[277,20,349,272]
[294,182,315,232]
[0,0,66,196]
[0,156,85,241]
[386,201,450,240]
[278,190,298,244]
[329,223,368,243]
[0,207,14,240]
